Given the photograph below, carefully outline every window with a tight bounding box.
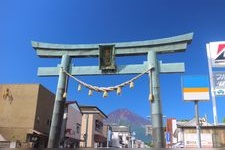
[119,135,123,144]
[76,123,81,134]
[95,120,103,132]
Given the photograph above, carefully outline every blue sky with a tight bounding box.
[1,0,225,123]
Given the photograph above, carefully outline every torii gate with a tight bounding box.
[32,32,193,148]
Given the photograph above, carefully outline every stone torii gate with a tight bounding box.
[32,32,193,148]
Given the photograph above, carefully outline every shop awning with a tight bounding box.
[0,134,6,141]
[27,129,48,137]
[94,134,107,142]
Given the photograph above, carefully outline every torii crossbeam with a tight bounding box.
[32,32,193,148]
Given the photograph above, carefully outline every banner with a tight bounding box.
[207,41,225,67]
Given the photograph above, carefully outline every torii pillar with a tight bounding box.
[32,32,193,148]
[148,51,164,147]
[48,54,71,148]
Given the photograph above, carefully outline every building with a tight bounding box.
[135,139,145,148]
[110,125,131,148]
[168,117,225,148]
[61,101,82,148]
[0,84,55,148]
[166,118,177,147]
[79,106,108,148]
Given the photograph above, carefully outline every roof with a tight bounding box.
[27,129,48,136]
[111,125,130,132]
[79,105,107,118]
[65,101,77,105]
[177,117,212,127]
[66,101,82,114]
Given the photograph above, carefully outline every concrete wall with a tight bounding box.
[0,84,39,141]
[34,84,55,133]
[0,84,55,142]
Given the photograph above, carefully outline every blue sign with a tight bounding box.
[182,75,209,88]
[166,132,170,144]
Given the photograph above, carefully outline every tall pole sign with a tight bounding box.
[32,33,193,148]
[182,75,210,101]
[206,41,225,125]
[182,75,210,148]
[207,42,225,67]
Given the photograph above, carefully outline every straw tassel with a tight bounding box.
[88,89,93,96]
[149,94,154,102]
[129,81,134,88]
[117,87,122,95]
[103,91,108,98]
[77,84,82,91]
[63,92,67,98]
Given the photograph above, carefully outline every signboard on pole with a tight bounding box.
[182,75,210,101]
[166,132,171,144]
[213,72,225,96]
[207,41,225,67]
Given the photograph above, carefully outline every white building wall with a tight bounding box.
[66,104,82,140]
[111,131,131,148]
[172,119,177,143]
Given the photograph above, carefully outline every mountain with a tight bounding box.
[104,108,151,143]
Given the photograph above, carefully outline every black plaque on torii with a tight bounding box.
[99,45,116,73]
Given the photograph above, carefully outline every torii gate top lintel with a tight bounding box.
[32,32,193,58]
